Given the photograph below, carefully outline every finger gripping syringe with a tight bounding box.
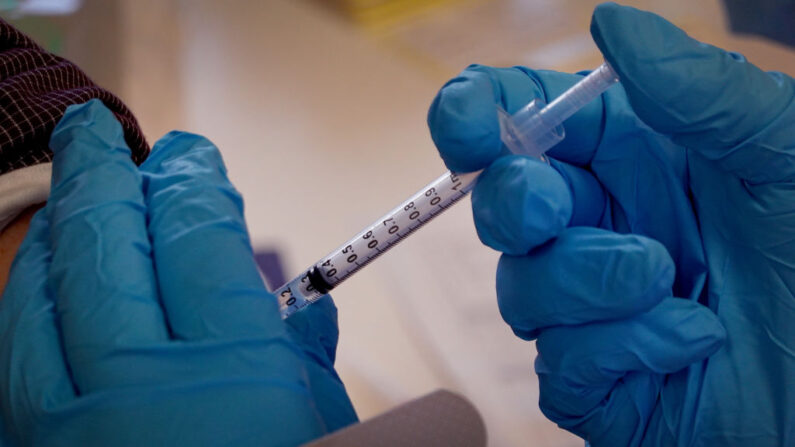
[274,62,618,319]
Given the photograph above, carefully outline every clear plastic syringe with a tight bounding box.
[274,62,618,319]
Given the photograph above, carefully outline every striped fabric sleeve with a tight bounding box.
[0,17,149,175]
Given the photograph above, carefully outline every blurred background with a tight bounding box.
[2,0,793,445]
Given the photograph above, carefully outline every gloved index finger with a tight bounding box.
[427,64,617,173]
[141,131,284,341]
[591,2,795,183]
[47,100,169,392]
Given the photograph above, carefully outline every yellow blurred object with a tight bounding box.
[319,0,474,32]
[353,0,795,80]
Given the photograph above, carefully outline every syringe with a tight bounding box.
[274,62,619,319]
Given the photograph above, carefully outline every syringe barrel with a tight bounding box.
[276,62,619,319]
[276,170,480,318]
[539,62,619,129]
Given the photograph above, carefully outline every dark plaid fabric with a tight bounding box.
[0,17,148,175]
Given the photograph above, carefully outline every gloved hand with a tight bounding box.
[0,99,357,446]
[428,3,794,446]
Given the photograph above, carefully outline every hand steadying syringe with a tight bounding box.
[275,62,619,319]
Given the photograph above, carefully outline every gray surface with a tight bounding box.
[304,390,487,447]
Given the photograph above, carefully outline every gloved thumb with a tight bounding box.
[591,2,795,183]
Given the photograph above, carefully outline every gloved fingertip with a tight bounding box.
[495,228,675,336]
[428,67,504,172]
[614,235,676,308]
[50,99,127,156]
[549,160,606,227]
[48,99,140,195]
[141,132,242,237]
[509,325,540,341]
[619,299,726,375]
[473,155,572,255]
[591,3,649,66]
[668,301,727,361]
[142,131,223,173]
[589,2,794,182]
[590,3,692,93]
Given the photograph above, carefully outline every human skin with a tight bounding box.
[0,206,42,297]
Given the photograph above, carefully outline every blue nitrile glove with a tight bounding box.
[0,99,357,446]
[428,3,794,446]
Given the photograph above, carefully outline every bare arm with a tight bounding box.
[0,205,43,296]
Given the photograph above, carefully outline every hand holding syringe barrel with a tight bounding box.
[275,62,619,319]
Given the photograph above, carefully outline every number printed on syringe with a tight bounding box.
[318,171,478,285]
